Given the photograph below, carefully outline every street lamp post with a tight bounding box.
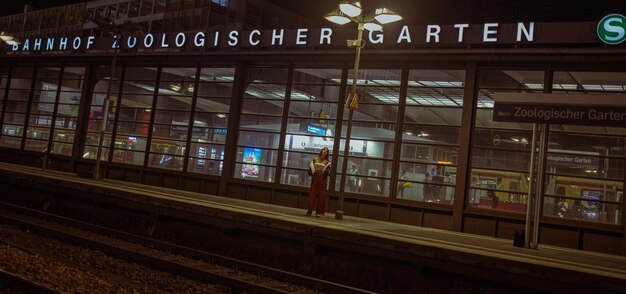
[324,1,402,220]
[87,18,142,179]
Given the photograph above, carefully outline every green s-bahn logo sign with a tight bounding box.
[597,14,626,45]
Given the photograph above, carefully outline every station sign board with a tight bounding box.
[493,93,626,126]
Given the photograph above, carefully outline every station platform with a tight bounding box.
[1,162,626,293]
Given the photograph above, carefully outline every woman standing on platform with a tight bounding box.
[307,147,331,217]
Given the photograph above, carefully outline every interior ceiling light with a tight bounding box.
[339,1,362,17]
[169,83,181,92]
[325,8,351,25]
[374,7,403,24]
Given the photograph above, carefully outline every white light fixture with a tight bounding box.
[363,20,383,31]
[374,7,403,24]
[0,31,20,45]
[169,83,181,92]
[217,113,226,118]
[0,32,14,42]
[325,8,351,25]
[339,1,362,17]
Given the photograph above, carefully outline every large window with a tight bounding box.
[234,68,287,182]
[281,68,341,187]
[336,69,401,197]
[187,68,234,176]
[84,66,122,161]
[51,67,85,156]
[399,69,465,203]
[25,67,61,153]
[469,70,544,212]
[147,67,194,171]
[111,67,157,166]
[1,67,34,149]
[543,71,625,225]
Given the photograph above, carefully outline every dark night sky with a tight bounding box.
[2,0,625,24]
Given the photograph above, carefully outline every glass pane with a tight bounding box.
[118,107,152,122]
[191,127,227,143]
[0,136,21,148]
[51,142,73,156]
[246,68,288,83]
[403,125,459,146]
[113,136,148,152]
[148,154,184,171]
[155,95,192,110]
[154,110,190,124]
[4,101,28,112]
[239,115,282,132]
[341,104,398,122]
[241,99,283,114]
[152,124,188,140]
[116,122,151,136]
[193,112,229,128]
[280,167,311,187]
[337,139,393,160]
[287,118,335,140]
[404,106,462,125]
[233,163,276,182]
[400,144,459,165]
[188,158,223,175]
[112,150,145,166]
[339,121,396,141]
[125,67,158,80]
[26,126,50,140]
[244,83,286,100]
[290,85,341,102]
[195,97,231,112]
[292,68,341,85]
[235,147,278,166]
[53,130,75,143]
[543,196,622,225]
[197,83,234,97]
[24,139,48,152]
[472,149,531,171]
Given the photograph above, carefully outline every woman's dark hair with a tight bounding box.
[319,147,329,161]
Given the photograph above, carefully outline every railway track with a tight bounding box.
[0,201,373,294]
[0,269,61,294]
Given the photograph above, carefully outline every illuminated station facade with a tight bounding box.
[1,1,626,255]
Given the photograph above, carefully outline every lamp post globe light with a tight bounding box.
[0,32,21,47]
[324,1,402,220]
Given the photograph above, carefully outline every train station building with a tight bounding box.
[1,0,625,255]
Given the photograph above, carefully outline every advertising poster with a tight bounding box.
[241,147,261,178]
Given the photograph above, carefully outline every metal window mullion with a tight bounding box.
[20,66,38,150]
[531,69,554,248]
[0,66,14,143]
[182,65,202,173]
[329,65,349,194]
[47,67,66,156]
[73,64,94,162]
[107,65,127,163]
[218,63,245,196]
[143,66,161,168]
[452,63,477,232]
[274,66,293,185]
[391,67,410,200]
